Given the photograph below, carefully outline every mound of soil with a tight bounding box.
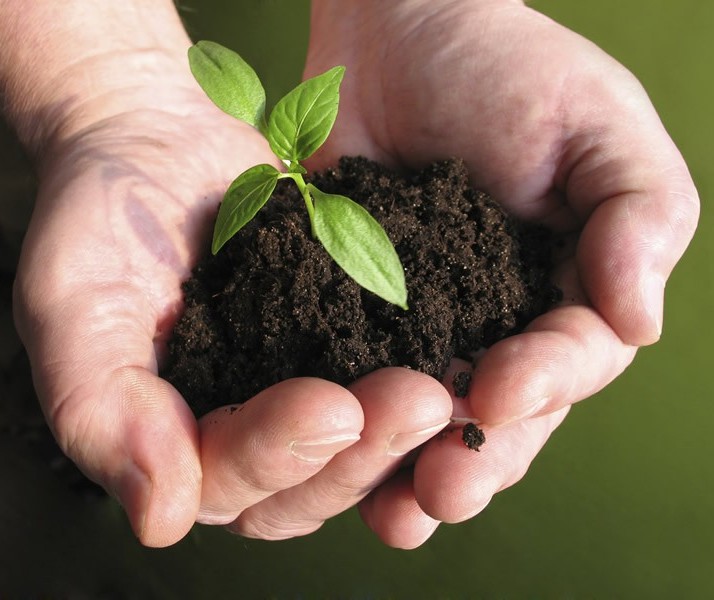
[164,156,559,417]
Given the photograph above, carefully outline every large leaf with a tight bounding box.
[212,164,280,254]
[267,66,345,162]
[189,41,266,132]
[310,185,408,309]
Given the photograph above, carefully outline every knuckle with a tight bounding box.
[47,382,100,471]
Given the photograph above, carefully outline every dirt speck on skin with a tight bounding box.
[453,371,472,398]
[462,422,486,451]
[164,156,560,418]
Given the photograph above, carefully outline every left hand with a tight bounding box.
[235,0,698,548]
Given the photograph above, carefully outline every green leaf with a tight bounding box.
[267,66,345,162]
[310,185,408,309]
[212,164,280,254]
[189,41,267,132]
[287,161,307,175]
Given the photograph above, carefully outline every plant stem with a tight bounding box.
[280,172,317,237]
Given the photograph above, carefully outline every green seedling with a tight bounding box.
[188,41,408,309]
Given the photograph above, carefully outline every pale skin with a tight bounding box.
[1,0,698,548]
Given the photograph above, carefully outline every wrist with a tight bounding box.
[0,1,194,162]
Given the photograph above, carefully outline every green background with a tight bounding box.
[1,0,711,597]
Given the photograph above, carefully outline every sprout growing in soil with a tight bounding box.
[188,41,409,309]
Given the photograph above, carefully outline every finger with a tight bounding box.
[14,288,202,548]
[467,304,637,426]
[229,368,451,540]
[359,470,441,550]
[198,378,364,527]
[414,408,569,523]
[100,367,202,546]
[561,70,699,346]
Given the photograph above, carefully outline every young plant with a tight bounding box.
[188,41,408,310]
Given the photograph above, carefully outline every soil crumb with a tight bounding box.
[462,422,486,451]
[453,371,472,398]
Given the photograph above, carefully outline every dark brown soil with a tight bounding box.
[462,422,486,452]
[453,371,472,399]
[164,156,559,418]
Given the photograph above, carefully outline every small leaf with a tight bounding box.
[310,185,408,309]
[189,41,267,132]
[212,164,280,254]
[267,66,345,162]
[288,161,308,175]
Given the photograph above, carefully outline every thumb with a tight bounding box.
[100,366,202,547]
[14,284,202,547]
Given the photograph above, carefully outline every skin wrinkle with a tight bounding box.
[48,365,114,472]
[38,80,196,163]
[641,171,700,259]
[233,510,324,540]
[10,46,191,157]
[33,287,159,434]
[592,196,644,277]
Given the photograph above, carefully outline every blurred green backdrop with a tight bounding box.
[1,0,711,597]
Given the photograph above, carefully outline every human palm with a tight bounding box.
[302,1,699,543]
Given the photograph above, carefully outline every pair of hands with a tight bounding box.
[12,1,698,548]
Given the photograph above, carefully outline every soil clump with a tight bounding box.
[164,156,559,417]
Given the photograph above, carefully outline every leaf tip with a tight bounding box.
[391,287,409,311]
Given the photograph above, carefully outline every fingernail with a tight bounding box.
[113,464,151,539]
[644,274,665,339]
[291,434,361,462]
[387,421,450,456]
